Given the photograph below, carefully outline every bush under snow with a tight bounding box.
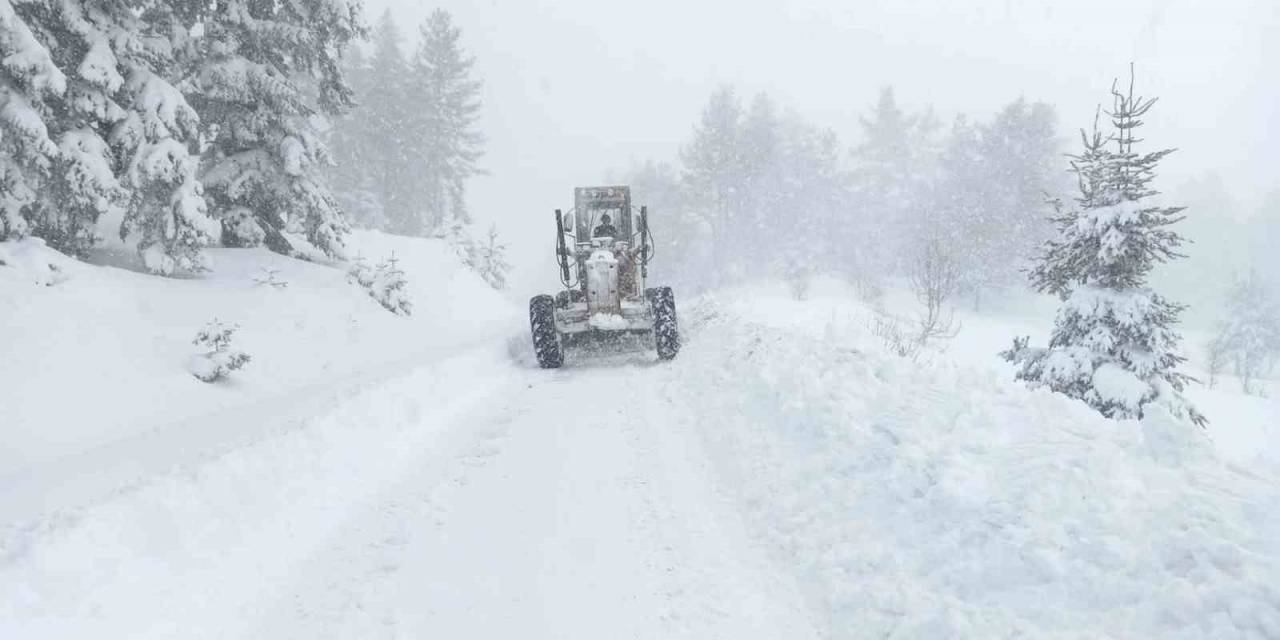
[189,319,251,382]
[348,255,412,316]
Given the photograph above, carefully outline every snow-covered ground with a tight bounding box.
[0,231,515,520]
[682,281,1280,637]
[2,255,1277,638]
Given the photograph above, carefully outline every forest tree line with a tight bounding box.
[622,86,1066,305]
[0,2,497,283]
[0,0,368,274]
[625,83,1280,322]
[625,79,1280,404]
[327,9,484,241]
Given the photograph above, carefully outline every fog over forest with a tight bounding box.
[355,0,1278,325]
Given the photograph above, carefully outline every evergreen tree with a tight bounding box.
[363,10,414,230]
[0,1,68,244]
[617,160,691,286]
[1209,271,1280,395]
[777,118,846,282]
[938,99,1062,305]
[668,87,849,285]
[404,9,483,236]
[850,86,936,277]
[165,0,363,260]
[738,92,782,260]
[1005,69,1203,425]
[977,98,1061,269]
[111,4,219,274]
[474,223,510,290]
[680,86,742,280]
[2,0,215,273]
[932,115,984,293]
[12,1,124,259]
[327,45,384,229]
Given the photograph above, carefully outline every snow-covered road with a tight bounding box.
[249,353,817,638]
[1,338,817,639]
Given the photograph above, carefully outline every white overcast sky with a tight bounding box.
[362,0,1279,291]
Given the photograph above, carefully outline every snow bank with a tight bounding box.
[0,230,517,512]
[0,347,518,639]
[0,238,72,286]
[671,286,1280,639]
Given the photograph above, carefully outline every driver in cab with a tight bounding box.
[593,213,618,239]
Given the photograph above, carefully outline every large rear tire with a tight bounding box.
[646,286,680,361]
[529,294,563,368]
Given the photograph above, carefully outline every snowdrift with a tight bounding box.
[669,283,1280,638]
[0,231,516,517]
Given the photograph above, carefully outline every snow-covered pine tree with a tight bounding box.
[1006,69,1203,425]
[326,45,383,229]
[0,1,67,243]
[969,99,1061,300]
[348,254,411,315]
[932,115,985,301]
[2,1,215,273]
[190,318,251,382]
[164,0,363,260]
[473,223,510,290]
[328,10,414,232]
[618,159,696,286]
[737,92,782,264]
[760,113,845,283]
[680,86,742,280]
[109,4,219,274]
[368,10,418,233]
[850,86,937,278]
[781,120,846,278]
[404,9,483,236]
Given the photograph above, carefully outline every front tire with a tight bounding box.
[529,294,563,368]
[646,286,680,360]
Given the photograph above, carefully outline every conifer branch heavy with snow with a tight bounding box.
[0,0,217,273]
[166,0,364,261]
[1004,67,1203,426]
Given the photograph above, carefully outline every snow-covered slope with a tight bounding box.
[0,231,516,520]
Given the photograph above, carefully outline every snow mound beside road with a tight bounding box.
[672,289,1280,639]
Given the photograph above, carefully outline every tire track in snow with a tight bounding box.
[0,346,517,640]
[249,353,818,638]
[248,380,524,639]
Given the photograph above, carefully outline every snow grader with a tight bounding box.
[528,186,679,368]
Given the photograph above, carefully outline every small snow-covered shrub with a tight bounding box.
[348,255,411,316]
[189,320,251,382]
[869,313,922,361]
[447,224,511,291]
[475,224,511,290]
[909,235,960,343]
